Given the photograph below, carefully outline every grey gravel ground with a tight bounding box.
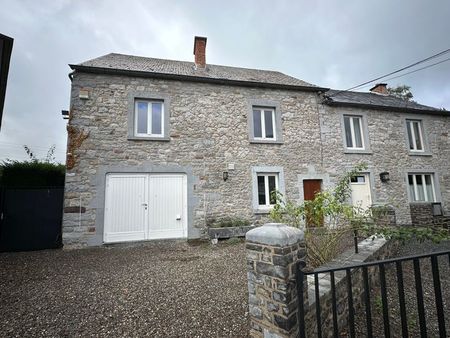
[349,240,450,337]
[0,240,249,337]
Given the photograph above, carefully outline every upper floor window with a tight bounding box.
[408,173,436,202]
[253,107,276,140]
[135,100,164,137]
[406,119,424,152]
[343,115,365,150]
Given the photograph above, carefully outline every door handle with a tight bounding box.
[142,203,148,206]
[176,215,181,220]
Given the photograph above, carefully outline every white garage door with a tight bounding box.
[104,173,187,243]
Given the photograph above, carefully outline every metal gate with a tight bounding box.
[297,250,449,338]
[0,187,63,251]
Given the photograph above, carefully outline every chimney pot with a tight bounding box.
[193,36,207,68]
[369,83,388,95]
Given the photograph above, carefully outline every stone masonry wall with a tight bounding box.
[63,72,323,245]
[62,70,450,246]
[410,203,450,228]
[319,104,450,225]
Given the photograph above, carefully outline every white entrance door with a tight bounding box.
[104,174,148,243]
[103,173,187,243]
[350,174,372,211]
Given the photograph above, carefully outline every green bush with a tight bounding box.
[0,161,65,188]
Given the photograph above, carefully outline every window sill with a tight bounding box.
[344,149,373,155]
[253,208,273,215]
[128,136,170,141]
[408,151,432,157]
[250,139,284,145]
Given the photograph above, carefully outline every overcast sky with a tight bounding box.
[1,0,449,163]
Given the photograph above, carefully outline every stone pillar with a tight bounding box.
[246,223,306,338]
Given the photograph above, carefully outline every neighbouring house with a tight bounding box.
[62,36,450,246]
[0,33,13,130]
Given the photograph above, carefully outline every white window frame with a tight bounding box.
[253,107,276,140]
[408,173,436,202]
[344,115,365,150]
[256,173,279,208]
[406,119,424,152]
[134,100,165,138]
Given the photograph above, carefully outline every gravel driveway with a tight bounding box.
[0,241,249,337]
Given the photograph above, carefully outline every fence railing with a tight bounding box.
[297,250,450,338]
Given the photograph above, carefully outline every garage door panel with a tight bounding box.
[149,175,185,238]
[104,175,147,243]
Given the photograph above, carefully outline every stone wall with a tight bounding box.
[245,223,398,337]
[63,72,323,245]
[319,104,450,225]
[246,223,306,338]
[63,70,450,246]
[410,203,450,228]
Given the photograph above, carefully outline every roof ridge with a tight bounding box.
[92,52,295,75]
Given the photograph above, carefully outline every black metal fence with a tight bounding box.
[297,250,450,338]
[0,187,64,251]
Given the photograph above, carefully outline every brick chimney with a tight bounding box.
[369,83,388,95]
[193,36,207,68]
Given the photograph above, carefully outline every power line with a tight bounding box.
[354,56,450,91]
[382,56,450,82]
[328,48,450,97]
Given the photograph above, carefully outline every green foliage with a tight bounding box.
[223,237,244,245]
[387,85,414,101]
[207,217,251,228]
[374,295,383,314]
[305,226,353,269]
[270,162,368,228]
[269,162,450,267]
[361,223,450,244]
[0,145,65,188]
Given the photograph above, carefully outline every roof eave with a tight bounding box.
[69,64,329,92]
[325,100,446,116]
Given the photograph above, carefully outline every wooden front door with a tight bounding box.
[303,180,323,227]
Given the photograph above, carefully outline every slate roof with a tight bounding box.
[70,53,324,91]
[324,89,445,114]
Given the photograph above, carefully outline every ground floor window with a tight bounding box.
[408,173,436,202]
[251,166,285,213]
[257,173,278,206]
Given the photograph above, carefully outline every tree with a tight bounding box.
[387,85,414,101]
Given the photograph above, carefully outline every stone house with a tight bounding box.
[63,36,450,246]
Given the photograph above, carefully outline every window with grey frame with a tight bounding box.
[408,173,436,202]
[252,107,276,140]
[257,173,278,207]
[135,100,164,137]
[343,115,365,149]
[406,119,424,152]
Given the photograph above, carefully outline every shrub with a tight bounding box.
[0,161,65,188]
[0,145,65,188]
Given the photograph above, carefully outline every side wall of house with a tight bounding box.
[318,104,450,225]
[62,73,323,246]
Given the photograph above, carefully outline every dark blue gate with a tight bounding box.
[0,187,64,251]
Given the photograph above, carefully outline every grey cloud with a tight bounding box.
[0,0,449,162]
